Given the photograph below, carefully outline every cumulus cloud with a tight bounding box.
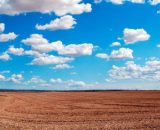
[31,54,74,65]
[110,48,133,59]
[104,0,144,4]
[0,53,10,61]
[0,74,6,81]
[27,76,45,84]
[57,43,94,56]
[53,64,74,70]
[109,60,160,81]
[0,23,5,33]
[66,79,86,87]
[8,46,24,56]
[9,74,23,84]
[110,42,121,47]
[22,34,94,56]
[50,78,63,83]
[0,0,92,16]
[157,10,160,14]
[0,70,10,74]
[22,34,93,66]
[24,50,45,57]
[96,53,109,59]
[106,0,124,4]
[49,78,99,89]
[50,78,86,87]
[157,44,160,47]
[94,0,103,3]
[150,0,160,5]
[36,15,77,31]
[0,32,18,42]
[123,28,150,44]
[129,0,145,3]
[22,34,53,53]
[96,48,133,60]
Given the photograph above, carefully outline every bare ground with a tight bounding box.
[0,91,159,130]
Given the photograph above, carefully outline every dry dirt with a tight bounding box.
[0,91,159,130]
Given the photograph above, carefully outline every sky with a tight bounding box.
[0,0,160,90]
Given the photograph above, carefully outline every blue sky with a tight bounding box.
[0,0,160,90]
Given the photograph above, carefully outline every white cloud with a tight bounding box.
[22,34,93,66]
[24,50,45,57]
[157,44,160,47]
[66,79,86,87]
[0,53,10,61]
[110,48,133,59]
[9,74,23,84]
[110,42,121,47]
[50,78,63,83]
[50,78,86,87]
[53,64,74,70]
[106,0,124,4]
[27,76,45,84]
[105,0,144,4]
[94,0,103,4]
[8,46,24,56]
[109,60,160,81]
[0,23,5,33]
[39,83,51,87]
[150,0,160,5]
[0,70,10,74]
[96,48,133,60]
[36,15,77,31]
[0,0,92,16]
[157,10,160,14]
[31,54,74,65]
[57,43,94,56]
[130,0,145,3]
[22,34,94,56]
[0,32,18,42]
[123,28,150,44]
[0,74,5,81]
[96,53,109,59]
[22,34,53,53]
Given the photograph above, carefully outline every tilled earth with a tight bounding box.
[0,91,159,130]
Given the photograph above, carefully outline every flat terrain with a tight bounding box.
[0,91,159,130]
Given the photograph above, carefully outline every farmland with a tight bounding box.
[0,91,159,130]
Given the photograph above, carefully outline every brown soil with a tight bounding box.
[0,91,159,130]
